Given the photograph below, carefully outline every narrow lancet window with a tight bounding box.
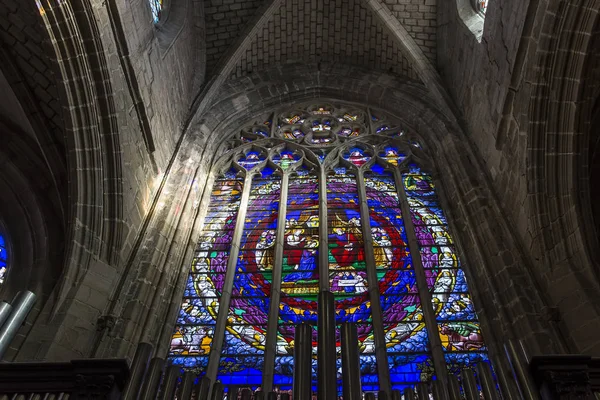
[169,169,243,370]
[149,0,162,22]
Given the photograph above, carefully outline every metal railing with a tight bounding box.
[1,318,599,399]
[122,323,518,400]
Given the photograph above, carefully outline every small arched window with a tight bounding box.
[0,233,7,285]
[474,0,488,15]
[149,0,162,23]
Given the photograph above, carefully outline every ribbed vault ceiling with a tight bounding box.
[204,0,438,83]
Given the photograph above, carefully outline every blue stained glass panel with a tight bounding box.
[0,234,6,284]
[388,355,435,391]
[238,151,266,170]
[218,356,264,385]
[272,150,300,170]
[379,146,406,167]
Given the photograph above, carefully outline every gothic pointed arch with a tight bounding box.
[168,101,491,394]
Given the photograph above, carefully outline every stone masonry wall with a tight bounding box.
[383,0,437,63]
[438,0,600,354]
[109,0,205,262]
[0,0,206,361]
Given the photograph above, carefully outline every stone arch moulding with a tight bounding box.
[145,65,566,366]
[578,14,600,282]
[17,0,125,360]
[526,0,600,353]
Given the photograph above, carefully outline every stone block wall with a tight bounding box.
[0,0,207,361]
[438,0,600,355]
[383,0,437,63]
[437,0,529,180]
[204,0,263,73]
[106,0,205,262]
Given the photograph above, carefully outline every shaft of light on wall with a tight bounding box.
[142,173,166,216]
[0,291,36,359]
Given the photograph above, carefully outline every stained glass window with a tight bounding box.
[365,167,434,391]
[149,0,162,23]
[169,102,490,395]
[476,0,488,14]
[402,165,488,372]
[0,234,7,285]
[218,167,279,385]
[169,169,243,370]
[276,166,319,390]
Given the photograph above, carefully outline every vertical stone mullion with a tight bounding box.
[262,172,290,392]
[318,168,329,292]
[393,169,449,384]
[318,167,337,400]
[356,169,392,395]
[205,172,254,382]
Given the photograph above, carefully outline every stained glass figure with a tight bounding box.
[326,167,378,392]
[238,151,266,170]
[379,146,406,167]
[275,167,320,389]
[308,136,335,145]
[343,147,371,167]
[337,126,361,137]
[311,119,333,133]
[170,169,243,369]
[282,128,305,140]
[402,164,488,373]
[272,150,300,170]
[149,0,162,22]
[0,234,7,284]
